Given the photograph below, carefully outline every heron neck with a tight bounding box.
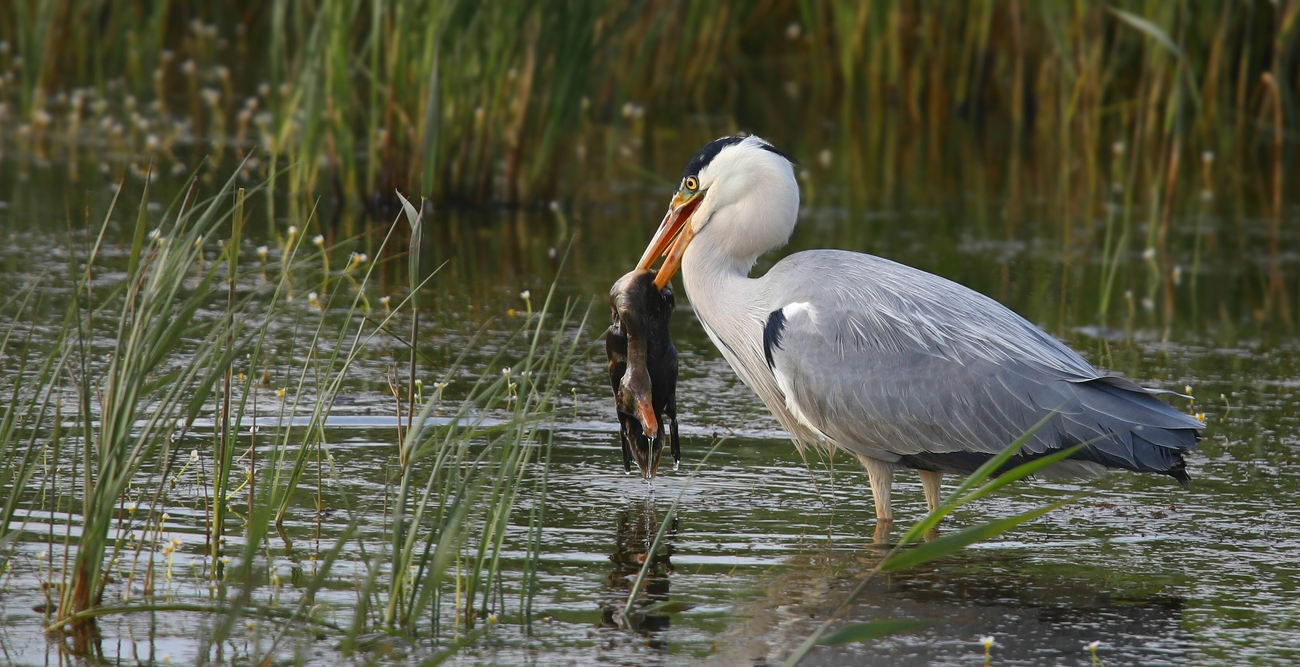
[680,237,769,358]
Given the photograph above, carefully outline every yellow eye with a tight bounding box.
[684,176,699,191]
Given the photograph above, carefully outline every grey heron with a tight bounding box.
[636,134,1203,528]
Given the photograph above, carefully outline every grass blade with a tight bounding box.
[882,495,1084,572]
[1109,8,1183,57]
[897,408,1060,546]
[818,618,936,646]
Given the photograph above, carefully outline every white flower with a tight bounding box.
[1087,640,1101,650]
[520,290,530,300]
[189,449,199,461]
[980,636,995,649]
[287,225,298,237]
[312,235,324,247]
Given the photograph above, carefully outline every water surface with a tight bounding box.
[1,153,1297,666]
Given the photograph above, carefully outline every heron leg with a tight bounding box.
[919,470,943,513]
[859,457,894,522]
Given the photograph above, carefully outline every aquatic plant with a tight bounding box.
[2,1,1294,339]
[0,163,585,661]
[48,168,250,632]
[3,1,1297,334]
[2,1,1294,216]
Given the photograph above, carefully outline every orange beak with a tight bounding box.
[637,191,703,290]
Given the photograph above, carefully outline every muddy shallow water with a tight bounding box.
[1,155,1298,666]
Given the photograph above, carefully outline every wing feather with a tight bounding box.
[760,250,1201,476]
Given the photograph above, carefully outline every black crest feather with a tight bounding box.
[680,135,795,183]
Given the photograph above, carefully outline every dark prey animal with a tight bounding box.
[605,269,680,478]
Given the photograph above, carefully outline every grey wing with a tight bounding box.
[760,251,1201,475]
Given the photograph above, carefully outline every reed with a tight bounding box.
[4,1,1295,332]
[0,162,586,662]
[3,2,1293,217]
[0,283,60,575]
[32,166,249,632]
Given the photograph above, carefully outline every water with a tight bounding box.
[2,152,1299,666]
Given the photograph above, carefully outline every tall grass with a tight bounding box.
[3,2,1293,214]
[0,283,59,575]
[56,169,244,631]
[0,164,585,660]
[2,1,1295,332]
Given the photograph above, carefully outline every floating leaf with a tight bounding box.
[818,618,936,646]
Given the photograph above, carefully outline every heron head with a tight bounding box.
[637,135,798,288]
